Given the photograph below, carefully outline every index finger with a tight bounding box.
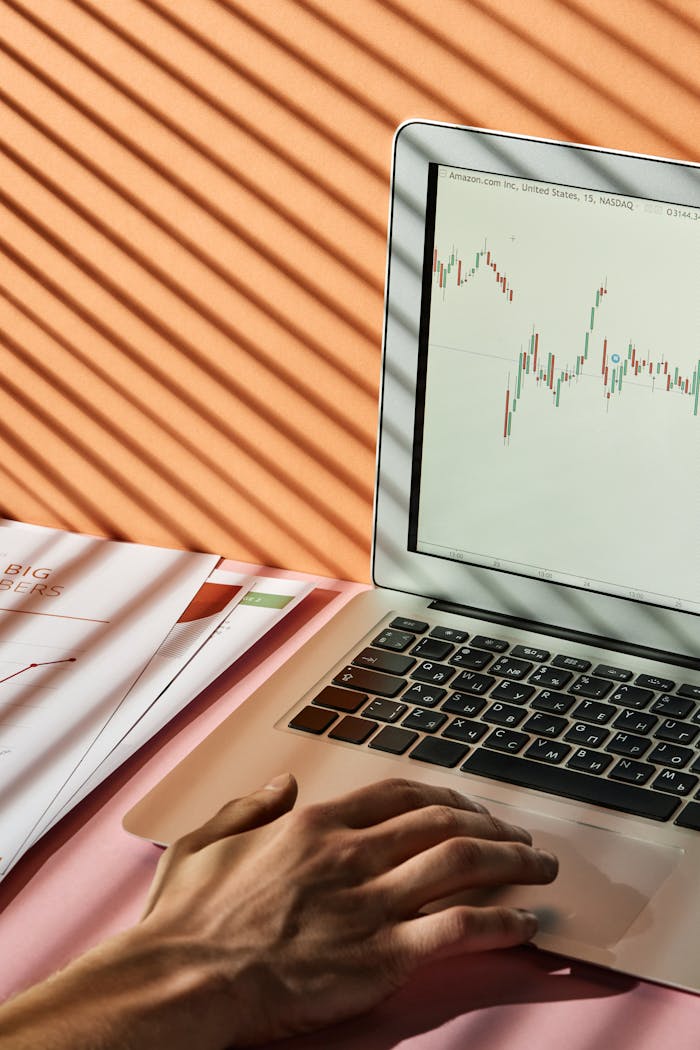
[320,777,490,828]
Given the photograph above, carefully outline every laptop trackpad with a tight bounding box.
[433,807,682,949]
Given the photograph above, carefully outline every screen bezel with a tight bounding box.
[372,120,700,660]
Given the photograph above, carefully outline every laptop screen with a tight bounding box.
[409,162,700,618]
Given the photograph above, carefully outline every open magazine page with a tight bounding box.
[0,520,218,878]
[35,573,313,833]
[27,568,255,844]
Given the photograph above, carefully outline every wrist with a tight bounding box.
[0,924,237,1050]
[81,923,236,1047]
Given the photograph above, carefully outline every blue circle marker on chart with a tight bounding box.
[611,353,621,363]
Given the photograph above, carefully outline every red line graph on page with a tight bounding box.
[0,658,77,686]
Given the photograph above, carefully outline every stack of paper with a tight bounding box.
[0,521,313,877]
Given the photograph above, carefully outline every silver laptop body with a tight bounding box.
[125,121,700,994]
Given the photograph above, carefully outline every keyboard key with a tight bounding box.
[410,737,469,768]
[369,726,418,754]
[570,675,614,699]
[651,695,695,719]
[610,758,655,786]
[654,719,700,745]
[567,748,613,775]
[402,708,448,733]
[333,665,405,697]
[289,706,337,734]
[411,661,456,686]
[462,749,678,820]
[531,689,576,715]
[564,722,610,748]
[609,684,654,709]
[484,727,529,753]
[363,698,408,723]
[402,682,446,708]
[329,716,377,744]
[490,680,535,704]
[529,665,573,689]
[612,709,658,735]
[491,656,533,680]
[431,625,468,643]
[442,717,489,744]
[647,742,694,768]
[483,702,528,728]
[450,646,493,670]
[372,628,414,652]
[571,699,616,724]
[442,692,487,717]
[636,674,675,692]
[692,756,700,774]
[312,685,366,713]
[390,617,428,633]
[552,654,591,672]
[524,738,571,764]
[353,647,415,675]
[411,638,454,661]
[522,712,568,737]
[594,663,633,682]
[471,634,509,652]
[450,670,495,695]
[606,732,651,759]
[652,769,698,796]
[674,801,700,830]
[677,683,700,702]
[511,644,551,662]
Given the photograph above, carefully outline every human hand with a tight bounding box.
[137,774,558,1046]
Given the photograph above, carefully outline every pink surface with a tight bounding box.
[0,563,698,1047]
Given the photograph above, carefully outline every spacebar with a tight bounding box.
[462,749,679,822]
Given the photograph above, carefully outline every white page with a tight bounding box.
[28,567,255,842]
[0,520,218,877]
[45,574,313,827]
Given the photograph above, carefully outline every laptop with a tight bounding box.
[125,121,700,993]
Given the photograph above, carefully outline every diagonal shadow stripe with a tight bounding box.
[6,0,386,236]
[0,171,375,510]
[0,333,209,551]
[0,81,384,394]
[652,0,700,35]
[0,326,278,560]
[444,0,698,158]
[0,462,74,531]
[299,0,577,138]
[0,412,129,541]
[144,0,392,172]
[0,225,372,555]
[0,284,353,575]
[557,0,700,102]
[0,9,384,319]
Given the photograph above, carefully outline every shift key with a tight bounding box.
[333,664,406,697]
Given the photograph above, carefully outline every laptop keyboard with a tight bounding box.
[286,616,700,831]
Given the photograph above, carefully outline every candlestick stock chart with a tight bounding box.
[431,240,699,443]
[417,168,699,611]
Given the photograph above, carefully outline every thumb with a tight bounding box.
[180,772,298,852]
[140,774,299,920]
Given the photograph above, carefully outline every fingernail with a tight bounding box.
[536,848,558,870]
[264,772,292,791]
[517,909,538,928]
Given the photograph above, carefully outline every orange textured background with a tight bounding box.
[0,0,697,582]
